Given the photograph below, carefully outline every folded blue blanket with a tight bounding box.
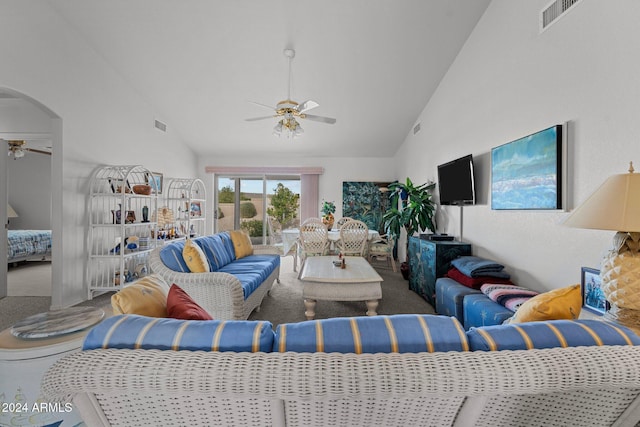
[451,256,507,278]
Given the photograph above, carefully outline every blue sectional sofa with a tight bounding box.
[43,313,640,426]
[148,232,280,320]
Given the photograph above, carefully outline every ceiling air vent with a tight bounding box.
[413,123,421,135]
[154,119,167,132]
[541,0,582,32]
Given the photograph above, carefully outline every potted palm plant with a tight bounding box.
[382,178,437,279]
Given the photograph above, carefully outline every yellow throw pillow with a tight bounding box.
[509,284,582,323]
[183,238,210,272]
[230,230,253,259]
[111,274,169,317]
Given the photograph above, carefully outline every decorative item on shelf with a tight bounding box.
[138,236,150,251]
[321,200,336,230]
[563,161,640,331]
[152,206,175,230]
[125,236,139,252]
[132,184,152,195]
[112,204,122,224]
[190,201,202,217]
[142,205,149,222]
[125,211,136,224]
[382,178,437,280]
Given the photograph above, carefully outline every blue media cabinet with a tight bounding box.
[407,236,471,306]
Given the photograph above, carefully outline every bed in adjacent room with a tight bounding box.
[7,230,52,264]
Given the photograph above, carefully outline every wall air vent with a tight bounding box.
[154,119,167,132]
[541,0,582,32]
[413,123,421,135]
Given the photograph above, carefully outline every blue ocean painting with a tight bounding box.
[491,126,561,210]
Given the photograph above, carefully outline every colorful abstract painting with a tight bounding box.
[342,181,391,232]
[491,125,563,210]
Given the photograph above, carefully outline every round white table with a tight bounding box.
[0,307,105,426]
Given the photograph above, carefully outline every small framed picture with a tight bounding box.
[145,172,164,194]
[581,267,610,315]
[190,201,202,217]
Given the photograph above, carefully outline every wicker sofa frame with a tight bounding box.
[148,245,279,320]
[43,345,640,426]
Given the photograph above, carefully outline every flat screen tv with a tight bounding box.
[491,124,563,210]
[437,154,476,206]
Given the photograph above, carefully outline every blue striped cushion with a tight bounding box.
[194,233,235,271]
[467,319,640,351]
[83,315,274,352]
[274,314,469,354]
[219,254,280,298]
[159,240,190,272]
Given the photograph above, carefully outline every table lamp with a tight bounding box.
[563,162,640,329]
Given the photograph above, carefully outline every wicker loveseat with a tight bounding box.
[149,232,280,319]
[42,314,640,427]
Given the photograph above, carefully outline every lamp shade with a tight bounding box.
[7,203,18,218]
[563,165,640,232]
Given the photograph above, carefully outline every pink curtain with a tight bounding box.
[300,173,319,221]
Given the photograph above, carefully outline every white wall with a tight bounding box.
[0,2,199,307]
[2,99,53,230]
[7,153,51,230]
[394,0,640,291]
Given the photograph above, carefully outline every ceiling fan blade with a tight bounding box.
[248,101,276,111]
[25,148,52,155]
[245,115,276,122]
[297,100,319,114]
[303,114,336,124]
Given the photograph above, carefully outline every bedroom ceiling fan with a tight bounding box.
[6,140,52,159]
[245,48,336,138]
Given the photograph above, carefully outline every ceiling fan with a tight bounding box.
[6,140,52,159]
[245,49,336,138]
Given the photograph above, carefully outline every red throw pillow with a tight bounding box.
[166,284,213,320]
[445,267,514,290]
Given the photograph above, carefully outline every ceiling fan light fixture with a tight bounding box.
[246,48,335,136]
[273,121,283,136]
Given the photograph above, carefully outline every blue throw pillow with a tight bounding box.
[83,314,274,352]
[467,319,640,351]
[159,240,189,272]
[274,314,469,354]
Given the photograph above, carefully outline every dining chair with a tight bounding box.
[336,217,354,229]
[336,219,369,257]
[298,218,330,276]
[368,234,397,272]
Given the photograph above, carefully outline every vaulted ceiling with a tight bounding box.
[48,0,491,158]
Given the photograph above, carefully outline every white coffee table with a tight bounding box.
[299,256,383,320]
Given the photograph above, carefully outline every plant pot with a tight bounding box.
[322,214,334,230]
[400,262,410,280]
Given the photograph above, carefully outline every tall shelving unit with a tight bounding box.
[165,178,207,239]
[87,165,159,299]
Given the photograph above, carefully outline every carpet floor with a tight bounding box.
[249,256,435,326]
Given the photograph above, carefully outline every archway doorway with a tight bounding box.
[0,87,62,309]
